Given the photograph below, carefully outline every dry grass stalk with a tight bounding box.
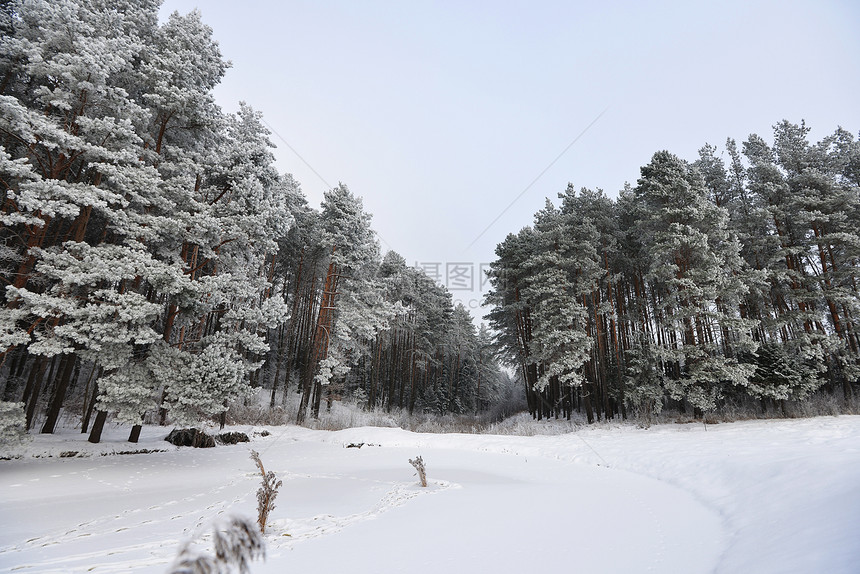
[409,455,427,487]
[250,450,282,533]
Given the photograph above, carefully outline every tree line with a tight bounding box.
[486,121,860,422]
[0,0,508,444]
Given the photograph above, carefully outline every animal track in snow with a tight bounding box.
[266,479,454,550]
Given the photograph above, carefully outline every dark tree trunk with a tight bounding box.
[80,367,100,433]
[583,389,595,424]
[298,254,338,425]
[24,357,47,430]
[88,410,108,443]
[41,354,76,434]
[269,324,286,408]
[43,354,60,394]
[386,330,399,412]
[158,388,168,425]
[369,334,381,408]
[2,348,26,401]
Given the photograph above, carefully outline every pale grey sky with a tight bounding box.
[160,0,860,316]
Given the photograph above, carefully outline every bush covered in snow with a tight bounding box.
[0,402,28,448]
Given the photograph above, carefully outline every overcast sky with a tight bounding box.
[160,0,860,317]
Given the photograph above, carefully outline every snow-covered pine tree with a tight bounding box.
[521,200,593,420]
[740,126,836,402]
[614,184,668,419]
[1,1,297,440]
[739,122,860,401]
[445,302,478,414]
[296,184,380,423]
[0,0,196,437]
[158,103,292,428]
[484,228,541,416]
[630,151,757,413]
[558,186,626,421]
[374,251,456,414]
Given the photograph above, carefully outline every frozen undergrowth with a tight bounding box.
[225,387,860,437]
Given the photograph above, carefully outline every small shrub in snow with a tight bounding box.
[250,450,282,533]
[216,432,250,445]
[166,428,216,448]
[223,401,290,426]
[168,515,264,574]
[409,455,427,487]
[0,402,28,448]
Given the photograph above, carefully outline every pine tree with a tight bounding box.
[296,185,380,423]
[559,186,626,420]
[522,200,593,419]
[628,151,757,412]
[0,1,298,438]
[485,228,541,416]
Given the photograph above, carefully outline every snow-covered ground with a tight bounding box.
[1,415,858,573]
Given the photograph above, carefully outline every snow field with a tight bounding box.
[0,415,858,573]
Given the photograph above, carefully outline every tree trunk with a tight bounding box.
[11,214,52,291]
[81,375,99,433]
[583,389,595,424]
[79,365,99,432]
[88,410,108,443]
[158,388,169,425]
[475,357,482,416]
[298,251,338,424]
[385,329,399,413]
[269,323,287,408]
[18,355,38,406]
[369,334,381,409]
[41,354,76,434]
[24,357,47,430]
[2,348,26,401]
